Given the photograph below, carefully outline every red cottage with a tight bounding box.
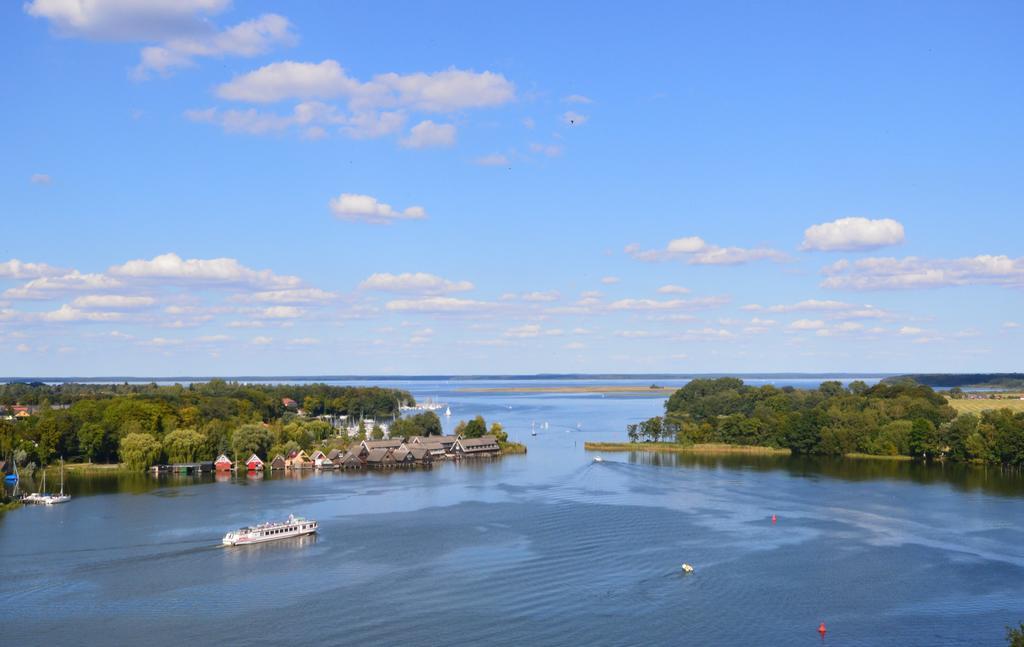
[245,454,264,472]
[215,454,233,472]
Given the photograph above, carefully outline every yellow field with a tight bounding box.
[948,398,1024,414]
[583,441,791,456]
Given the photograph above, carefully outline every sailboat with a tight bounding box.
[3,454,17,484]
[445,406,451,417]
[44,458,71,504]
[531,421,537,436]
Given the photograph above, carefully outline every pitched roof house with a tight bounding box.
[408,446,433,464]
[336,451,364,470]
[358,439,403,458]
[365,448,397,469]
[451,435,501,457]
[270,454,286,470]
[285,449,312,470]
[245,454,264,471]
[215,454,233,471]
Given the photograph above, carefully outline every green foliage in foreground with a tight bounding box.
[1007,623,1024,647]
[627,378,1024,465]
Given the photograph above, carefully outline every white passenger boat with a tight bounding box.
[222,514,318,546]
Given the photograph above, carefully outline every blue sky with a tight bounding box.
[2,0,1022,376]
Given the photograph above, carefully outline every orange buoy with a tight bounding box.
[818,622,827,635]
[771,514,777,524]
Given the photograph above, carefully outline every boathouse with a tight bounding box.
[215,454,233,471]
[411,434,461,453]
[408,446,433,464]
[285,449,313,470]
[392,446,416,466]
[245,454,264,471]
[365,448,397,469]
[451,435,501,457]
[270,454,286,470]
[358,439,403,458]
[337,451,363,470]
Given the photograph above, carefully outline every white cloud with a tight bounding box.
[741,300,891,320]
[821,255,1024,290]
[16,343,31,353]
[600,276,620,285]
[360,272,473,294]
[789,319,826,330]
[40,304,124,322]
[4,271,122,299]
[565,341,586,350]
[25,1,294,79]
[0,259,63,279]
[400,120,456,149]
[562,111,587,126]
[475,153,509,166]
[30,173,52,184]
[329,193,427,224]
[286,337,319,346]
[520,291,560,302]
[801,217,905,252]
[143,336,182,347]
[563,94,593,104]
[257,306,304,319]
[1004,321,1022,330]
[608,296,728,312]
[109,252,300,288]
[133,13,295,79]
[504,324,542,338]
[385,296,493,313]
[899,326,923,335]
[251,336,273,345]
[185,101,346,136]
[217,59,514,109]
[25,0,231,40]
[626,237,787,265]
[657,284,690,294]
[72,294,155,309]
[234,288,336,304]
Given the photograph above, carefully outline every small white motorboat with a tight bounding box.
[593,457,604,463]
[681,563,694,574]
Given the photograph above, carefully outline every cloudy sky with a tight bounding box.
[3,1,1022,376]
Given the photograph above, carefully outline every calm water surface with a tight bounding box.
[2,378,1024,646]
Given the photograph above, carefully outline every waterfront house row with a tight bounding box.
[151,434,502,473]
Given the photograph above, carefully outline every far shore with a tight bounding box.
[583,442,791,456]
[457,386,677,395]
[584,442,919,462]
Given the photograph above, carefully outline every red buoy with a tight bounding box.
[771,514,777,524]
[818,622,827,635]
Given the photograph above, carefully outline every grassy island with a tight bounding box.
[620,377,1024,467]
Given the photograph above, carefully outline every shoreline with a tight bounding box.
[583,442,792,456]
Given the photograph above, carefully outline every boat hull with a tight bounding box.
[222,520,318,546]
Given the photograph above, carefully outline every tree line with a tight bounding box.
[627,378,1024,466]
[0,380,414,469]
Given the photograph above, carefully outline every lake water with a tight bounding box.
[2,378,1024,646]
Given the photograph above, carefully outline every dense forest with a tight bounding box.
[883,373,1024,389]
[0,380,414,470]
[627,378,1024,466]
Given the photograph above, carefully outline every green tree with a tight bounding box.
[489,422,507,442]
[231,424,272,460]
[1007,622,1024,647]
[119,433,163,471]
[163,428,206,463]
[461,415,488,438]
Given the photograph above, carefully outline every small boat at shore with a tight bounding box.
[222,514,318,546]
[593,457,604,463]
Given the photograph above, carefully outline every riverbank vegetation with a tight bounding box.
[585,441,790,455]
[0,381,413,470]
[625,378,1024,466]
